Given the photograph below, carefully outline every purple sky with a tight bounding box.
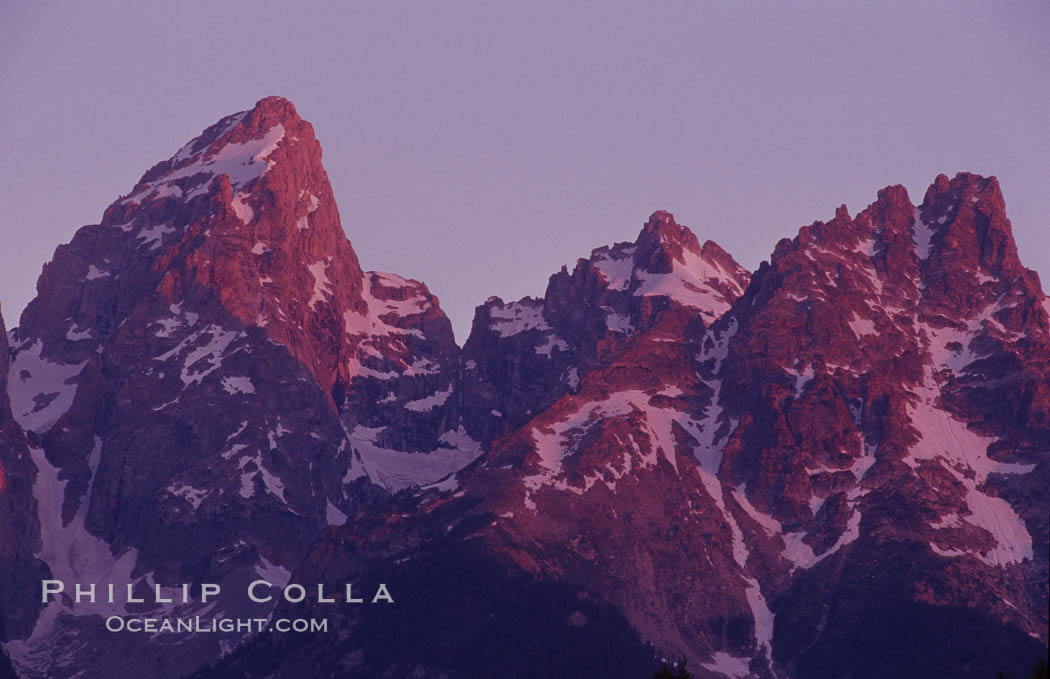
[2,1,1047,341]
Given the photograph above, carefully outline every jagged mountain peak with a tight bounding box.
[636,209,748,271]
[14,100,374,428]
[916,172,1029,284]
[766,172,1029,295]
[922,171,1003,212]
[4,103,1048,679]
[125,95,309,198]
[467,211,751,361]
[102,95,348,260]
[2,99,475,674]
[579,211,750,321]
[458,211,751,452]
[752,172,1037,317]
[315,180,1046,679]
[635,209,697,269]
[636,210,709,273]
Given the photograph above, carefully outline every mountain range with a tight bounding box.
[1,97,1046,679]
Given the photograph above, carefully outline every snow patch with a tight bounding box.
[231,192,254,224]
[602,307,634,334]
[848,313,877,337]
[659,385,684,398]
[65,324,92,341]
[236,448,287,503]
[152,303,199,338]
[136,223,174,250]
[221,376,255,395]
[351,425,484,491]
[7,340,87,433]
[489,301,550,337]
[911,208,934,260]
[793,364,815,399]
[522,390,691,505]
[339,272,432,356]
[907,367,1033,566]
[403,386,452,412]
[85,265,110,280]
[255,556,291,588]
[154,324,243,388]
[535,333,570,356]
[633,247,742,315]
[122,123,285,206]
[169,484,208,509]
[308,259,333,310]
[326,501,348,526]
[702,652,752,679]
[8,440,142,670]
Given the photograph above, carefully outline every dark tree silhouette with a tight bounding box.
[996,657,1049,679]
[653,657,690,679]
[0,645,19,679]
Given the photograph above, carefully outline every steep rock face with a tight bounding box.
[3,98,466,678]
[8,98,364,583]
[213,215,786,677]
[16,98,360,412]
[206,176,1047,679]
[0,308,47,641]
[337,270,478,491]
[707,174,1049,676]
[460,210,749,445]
[3,98,1046,679]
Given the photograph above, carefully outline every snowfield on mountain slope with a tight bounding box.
[122,122,286,206]
[6,338,87,434]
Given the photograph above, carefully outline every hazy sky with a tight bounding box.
[2,1,1047,341]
